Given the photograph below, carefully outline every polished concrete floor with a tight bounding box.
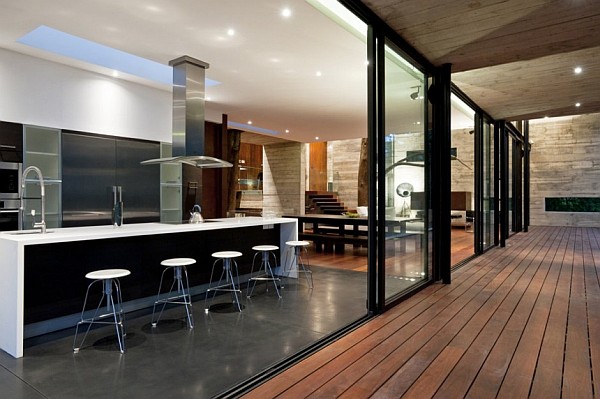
[0,266,379,399]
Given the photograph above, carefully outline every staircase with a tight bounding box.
[305,191,348,215]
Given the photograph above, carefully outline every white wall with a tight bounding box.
[0,48,171,142]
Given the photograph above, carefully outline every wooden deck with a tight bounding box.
[242,226,600,398]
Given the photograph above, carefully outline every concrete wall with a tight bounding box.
[328,138,361,210]
[451,128,475,209]
[262,142,305,216]
[529,113,600,227]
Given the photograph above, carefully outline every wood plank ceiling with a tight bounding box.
[363,0,600,120]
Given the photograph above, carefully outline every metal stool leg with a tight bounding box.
[73,278,126,354]
[297,246,313,289]
[247,251,281,298]
[204,259,229,311]
[247,252,262,297]
[152,266,194,328]
[227,259,242,312]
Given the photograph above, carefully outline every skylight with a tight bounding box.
[17,25,220,87]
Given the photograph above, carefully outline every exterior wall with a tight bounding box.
[529,113,600,227]
[262,142,305,216]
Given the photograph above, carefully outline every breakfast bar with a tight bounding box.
[0,217,297,358]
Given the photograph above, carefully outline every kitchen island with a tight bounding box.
[0,217,297,358]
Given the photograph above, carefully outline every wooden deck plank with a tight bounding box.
[494,227,567,399]
[371,227,562,399]
[562,228,594,398]
[243,226,599,399]
[464,227,563,398]
[587,228,600,397]
[401,226,564,399]
[529,228,574,398]
[430,227,562,399]
[335,226,553,398]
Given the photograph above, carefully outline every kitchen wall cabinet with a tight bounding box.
[22,126,61,229]
[0,121,23,162]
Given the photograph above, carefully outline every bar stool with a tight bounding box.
[204,251,243,312]
[73,268,130,354]
[284,240,313,289]
[247,245,281,298]
[151,257,196,329]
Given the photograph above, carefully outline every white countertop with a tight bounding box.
[0,217,295,245]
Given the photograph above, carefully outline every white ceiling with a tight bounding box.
[3,0,589,145]
[0,0,376,143]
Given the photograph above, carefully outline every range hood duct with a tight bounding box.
[141,55,232,168]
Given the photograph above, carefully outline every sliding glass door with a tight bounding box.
[382,40,429,302]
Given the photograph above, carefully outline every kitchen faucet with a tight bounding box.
[21,166,46,233]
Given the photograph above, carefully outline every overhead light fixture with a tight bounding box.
[410,86,421,100]
[574,66,583,74]
[576,102,581,107]
[281,8,292,18]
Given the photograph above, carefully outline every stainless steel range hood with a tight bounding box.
[141,55,232,168]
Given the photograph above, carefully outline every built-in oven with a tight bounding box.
[0,161,22,231]
[0,161,21,200]
[0,199,21,231]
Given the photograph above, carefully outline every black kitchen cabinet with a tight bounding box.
[0,121,23,162]
[62,131,160,227]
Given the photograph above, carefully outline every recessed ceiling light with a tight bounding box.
[281,8,292,18]
[227,28,235,36]
[285,129,290,133]
[247,120,253,125]
[315,71,322,77]
[575,102,581,107]
[574,66,583,74]
[315,136,320,141]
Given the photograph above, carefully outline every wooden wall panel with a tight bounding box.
[309,142,327,192]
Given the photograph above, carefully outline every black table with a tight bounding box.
[283,214,420,253]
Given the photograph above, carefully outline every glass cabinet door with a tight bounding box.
[23,125,62,229]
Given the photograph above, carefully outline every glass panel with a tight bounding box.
[23,125,62,228]
[482,120,494,249]
[383,41,427,301]
[450,95,475,264]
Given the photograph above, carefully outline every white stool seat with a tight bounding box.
[161,257,196,267]
[286,240,310,247]
[252,245,279,252]
[212,251,243,259]
[85,269,131,280]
